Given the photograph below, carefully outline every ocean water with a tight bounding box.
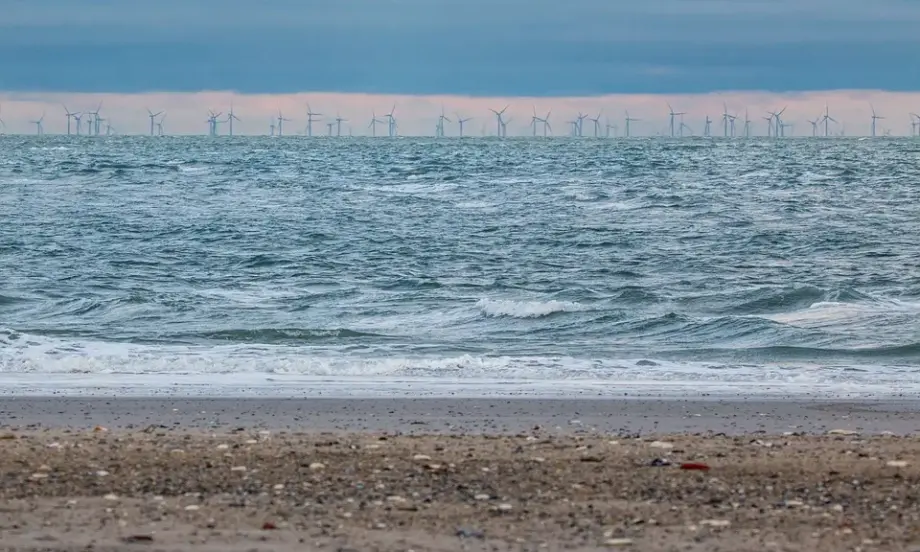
[2,135,920,397]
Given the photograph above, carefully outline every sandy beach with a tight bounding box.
[2,397,920,551]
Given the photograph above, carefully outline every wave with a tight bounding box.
[476,298,584,318]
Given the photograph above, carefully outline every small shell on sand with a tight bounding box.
[413,454,432,462]
[886,460,909,467]
[605,538,633,546]
[184,504,200,511]
[649,441,674,449]
[827,429,860,436]
[103,493,119,501]
[309,462,326,470]
[700,519,731,528]
[230,466,247,472]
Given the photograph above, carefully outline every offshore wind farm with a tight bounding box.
[1,95,920,138]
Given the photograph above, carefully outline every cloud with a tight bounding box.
[2,0,919,95]
[1,89,918,137]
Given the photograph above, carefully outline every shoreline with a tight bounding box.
[2,396,920,435]
[2,397,920,551]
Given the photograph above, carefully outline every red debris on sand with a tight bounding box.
[261,521,277,530]
[680,462,711,471]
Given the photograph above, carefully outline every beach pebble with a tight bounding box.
[784,499,804,508]
[96,470,109,477]
[230,466,247,472]
[827,429,859,436]
[309,462,326,470]
[413,454,432,462]
[605,538,634,547]
[700,519,731,528]
[273,484,284,490]
[649,441,674,449]
[886,460,909,467]
[104,493,119,501]
[47,442,62,449]
[474,493,491,501]
[387,495,408,503]
[216,444,229,450]
[30,473,49,480]
[497,503,513,512]
[184,504,200,511]
[244,439,258,444]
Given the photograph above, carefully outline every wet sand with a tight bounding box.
[1,397,920,551]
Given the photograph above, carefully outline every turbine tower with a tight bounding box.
[703,116,712,137]
[530,106,540,137]
[226,104,240,136]
[156,114,166,136]
[335,114,347,137]
[276,110,291,136]
[911,113,920,137]
[456,113,473,137]
[305,104,322,137]
[207,110,222,136]
[667,103,685,137]
[808,117,819,137]
[624,111,639,138]
[575,112,588,137]
[743,110,752,138]
[489,105,509,137]
[147,109,163,136]
[870,105,884,137]
[62,105,79,136]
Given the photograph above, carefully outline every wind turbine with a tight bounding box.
[667,103,685,137]
[769,107,787,137]
[326,122,334,136]
[624,111,639,138]
[605,119,617,138]
[678,116,692,137]
[335,114,346,137]
[575,112,588,137]
[106,122,116,136]
[808,117,819,137]
[501,117,512,137]
[62,105,79,135]
[588,111,603,137]
[0,104,5,133]
[870,105,884,137]
[156,114,166,136]
[530,106,540,137]
[384,104,397,137]
[489,105,509,137]
[226,104,240,136]
[820,105,836,137]
[90,102,103,136]
[368,111,384,137]
[305,104,322,137]
[276,110,291,136]
[911,113,920,137]
[147,109,163,136]
[31,112,45,136]
[703,116,712,137]
[540,111,552,136]
[207,110,222,136]
[436,107,451,138]
[456,113,473,137]
[721,103,732,137]
[269,119,276,136]
[743,110,752,138]
[762,115,774,137]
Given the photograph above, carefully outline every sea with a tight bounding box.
[1,136,919,397]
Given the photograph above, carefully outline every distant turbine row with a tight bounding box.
[2,102,919,138]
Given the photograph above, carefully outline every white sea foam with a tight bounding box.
[0,330,916,397]
[476,298,584,318]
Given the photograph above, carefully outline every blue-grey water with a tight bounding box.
[2,136,920,395]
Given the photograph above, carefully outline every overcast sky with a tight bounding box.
[3,0,919,95]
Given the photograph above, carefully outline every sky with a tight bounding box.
[1,0,919,136]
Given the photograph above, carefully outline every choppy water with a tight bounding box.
[2,136,920,396]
